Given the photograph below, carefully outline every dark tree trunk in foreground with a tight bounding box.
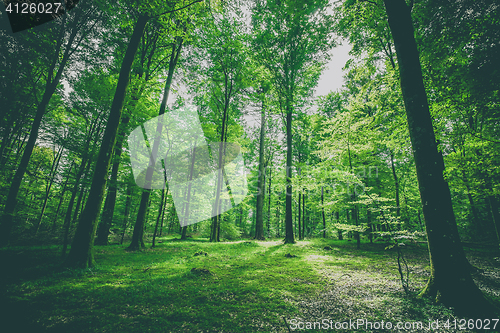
[64,14,150,268]
[95,116,130,245]
[254,99,266,240]
[127,37,182,250]
[383,0,490,315]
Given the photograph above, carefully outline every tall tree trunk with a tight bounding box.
[159,196,167,237]
[367,208,373,243]
[52,163,74,232]
[322,186,326,238]
[152,187,166,247]
[210,105,229,242]
[61,158,91,257]
[127,36,182,250]
[95,116,130,245]
[62,184,85,257]
[390,153,401,229]
[254,99,266,240]
[383,0,488,314]
[65,14,149,267]
[34,145,64,235]
[302,193,306,238]
[284,103,295,244]
[120,185,133,245]
[298,192,302,240]
[267,166,272,237]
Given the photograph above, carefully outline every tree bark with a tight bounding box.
[267,166,272,237]
[120,185,133,245]
[254,98,266,240]
[152,187,166,247]
[322,186,326,238]
[95,116,130,245]
[127,36,182,250]
[64,14,149,267]
[383,0,489,314]
[284,105,295,243]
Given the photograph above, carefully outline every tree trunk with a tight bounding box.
[152,187,166,247]
[254,99,266,240]
[298,192,302,240]
[95,117,131,245]
[383,0,489,314]
[52,163,74,232]
[302,193,306,238]
[127,36,182,250]
[120,185,133,245]
[284,104,295,244]
[34,145,64,235]
[390,152,401,230]
[159,192,168,237]
[336,211,342,240]
[367,208,373,243]
[61,158,91,257]
[65,14,149,267]
[322,186,326,238]
[267,166,272,237]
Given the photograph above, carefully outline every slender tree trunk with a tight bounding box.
[383,0,488,314]
[95,117,130,245]
[390,153,401,229]
[367,208,373,243]
[254,98,266,240]
[52,163,74,232]
[65,14,149,267]
[159,193,167,237]
[302,193,306,238]
[152,187,166,247]
[322,186,326,238]
[336,211,343,240]
[61,158,90,257]
[34,145,64,235]
[298,192,302,240]
[284,103,294,243]
[127,36,182,250]
[62,184,85,257]
[120,186,132,245]
[267,166,272,238]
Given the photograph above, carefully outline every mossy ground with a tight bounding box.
[1,238,499,332]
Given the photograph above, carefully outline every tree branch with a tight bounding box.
[153,0,204,18]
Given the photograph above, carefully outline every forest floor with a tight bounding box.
[1,238,499,333]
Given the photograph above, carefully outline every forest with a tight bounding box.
[1,0,499,332]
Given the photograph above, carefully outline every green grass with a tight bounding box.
[1,238,498,332]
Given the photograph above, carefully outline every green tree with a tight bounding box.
[251,0,333,243]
